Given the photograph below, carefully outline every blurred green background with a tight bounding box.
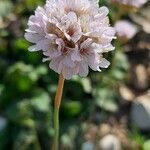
[0,0,149,149]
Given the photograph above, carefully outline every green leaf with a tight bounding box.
[6,100,34,127]
[93,88,118,112]
[61,134,72,148]
[143,140,150,150]
[0,126,8,150]
[80,78,92,93]
[0,0,13,17]
[13,38,29,50]
[25,0,43,10]
[13,130,40,150]
[62,101,82,117]
[31,91,50,112]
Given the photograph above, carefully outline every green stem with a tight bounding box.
[54,108,59,150]
[53,73,65,150]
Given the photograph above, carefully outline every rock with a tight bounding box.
[119,85,135,101]
[98,123,111,137]
[134,65,149,90]
[130,92,150,130]
[84,124,98,141]
[0,116,7,131]
[82,124,98,150]
[82,141,94,150]
[99,134,121,150]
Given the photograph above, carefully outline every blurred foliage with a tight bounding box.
[143,140,150,150]
[0,0,149,150]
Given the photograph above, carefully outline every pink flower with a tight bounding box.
[114,0,147,8]
[115,20,137,40]
[25,0,116,79]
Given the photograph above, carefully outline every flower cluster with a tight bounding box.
[115,20,137,40]
[114,0,147,8]
[25,0,116,79]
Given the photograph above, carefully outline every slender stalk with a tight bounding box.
[53,73,65,150]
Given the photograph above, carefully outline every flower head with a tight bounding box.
[113,0,147,8]
[115,20,137,40]
[25,0,116,79]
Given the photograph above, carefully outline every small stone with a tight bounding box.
[119,85,135,101]
[85,124,98,141]
[99,123,111,137]
[99,134,121,150]
[0,116,7,131]
[130,92,150,130]
[135,65,149,89]
[82,141,94,150]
